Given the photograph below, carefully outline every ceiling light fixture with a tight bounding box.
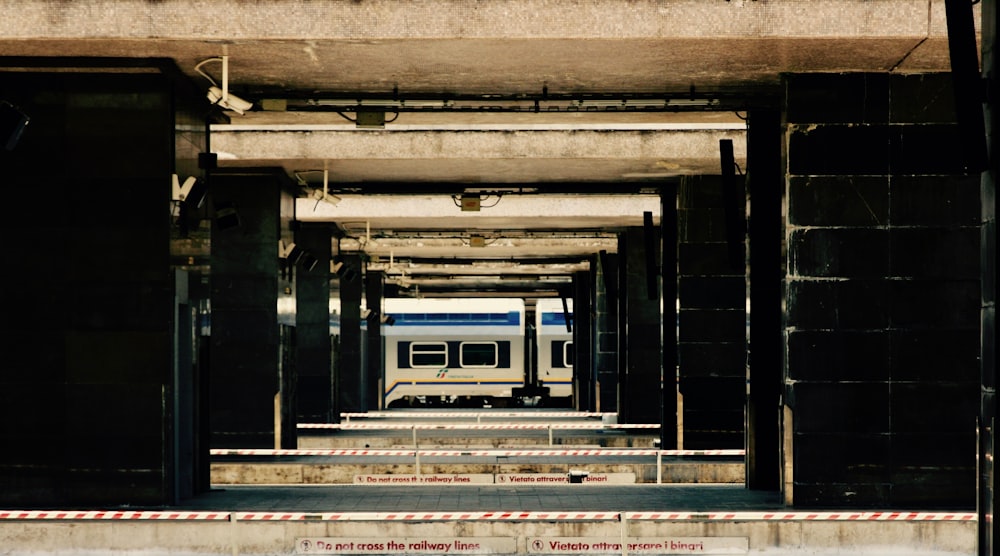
[195,56,253,115]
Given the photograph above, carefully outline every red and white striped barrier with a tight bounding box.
[210,448,745,458]
[230,511,977,522]
[0,510,975,522]
[624,511,977,522]
[235,511,620,521]
[0,510,230,521]
[300,423,659,430]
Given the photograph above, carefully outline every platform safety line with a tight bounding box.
[341,411,611,419]
[624,511,977,522]
[210,448,745,457]
[299,423,660,430]
[211,448,417,457]
[234,511,621,522]
[0,510,231,521]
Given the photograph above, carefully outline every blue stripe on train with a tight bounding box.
[540,312,573,326]
[388,311,521,326]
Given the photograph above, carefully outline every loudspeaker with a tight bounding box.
[214,200,241,231]
[298,251,318,272]
[333,258,359,283]
[944,0,988,173]
[1,101,29,151]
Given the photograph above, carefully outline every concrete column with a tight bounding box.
[595,251,619,412]
[295,225,333,424]
[365,270,384,410]
[661,185,679,450]
[677,175,746,449]
[338,254,364,413]
[573,270,594,411]
[617,227,662,424]
[0,70,177,506]
[746,108,782,490]
[785,72,980,508]
[209,171,281,449]
[979,0,997,552]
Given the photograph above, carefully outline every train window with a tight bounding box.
[459,342,498,368]
[563,341,574,367]
[410,342,447,367]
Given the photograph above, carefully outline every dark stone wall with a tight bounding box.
[295,225,334,423]
[0,71,175,506]
[617,228,661,424]
[209,172,281,449]
[677,175,747,449]
[573,269,595,411]
[746,108,783,491]
[785,72,980,508]
[595,252,619,412]
[365,270,384,410]
[661,187,680,449]
[338,254,364,412]
[979,1,997,551]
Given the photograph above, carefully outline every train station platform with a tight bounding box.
[0,411,978,555]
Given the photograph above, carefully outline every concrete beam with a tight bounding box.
[296,194,661,227]
[212,127,746,184]
[214,128,745,162]
[0,0,964,40]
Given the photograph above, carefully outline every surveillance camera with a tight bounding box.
[207,86,253,115]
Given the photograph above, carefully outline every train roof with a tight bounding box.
[534,298,573,312]
[384,297,525,314]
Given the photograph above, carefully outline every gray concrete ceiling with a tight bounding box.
[0,0,976,296]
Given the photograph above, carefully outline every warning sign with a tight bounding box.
[526,537,748,554]
[354,474,494,485]
[296,537,516,555]
[495,473,635,485]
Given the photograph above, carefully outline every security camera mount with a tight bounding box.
[195,56,253,115]
[172,174,197,202]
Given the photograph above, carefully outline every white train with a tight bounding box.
[381,297,573,408]
[534,298,574,401]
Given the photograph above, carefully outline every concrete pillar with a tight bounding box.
[785,72,980,508]
[209,171,282,449]
[617,227,662,424]
[338,254,364,412]
[365,270,384,410]
[0,70,178,506]
[661,185,679,450]
[746,108,782,490]
[295,224,334,424]
[595,251,619,412]
[573,270,594,411]
[979,0,997,552]
[677,176,746,449]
